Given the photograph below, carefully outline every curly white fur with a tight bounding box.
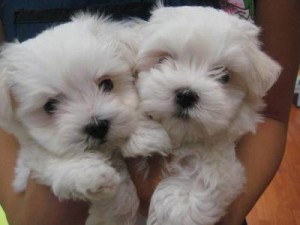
[135,6,281,225]
[0,13,168,225]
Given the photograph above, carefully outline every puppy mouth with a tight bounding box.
[84,136,130,152]
[84,138,107,151]
[174,109,190,120]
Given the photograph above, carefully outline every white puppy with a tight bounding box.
[0,13,159,225]
[136,6,281,225]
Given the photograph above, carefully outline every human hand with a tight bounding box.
[126,155,166,217]
[14,180,89,225]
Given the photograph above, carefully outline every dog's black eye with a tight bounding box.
[218,74,230,84]
[43,98,59,114]
[210,65,230,84]
[158,56,168,64]
[99,79,114,92]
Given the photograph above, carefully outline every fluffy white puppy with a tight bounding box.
[0,13,160,225]
[136,6,281,225]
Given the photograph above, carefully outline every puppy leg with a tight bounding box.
[122,117,171,157]
[147,178,216,225]
[147,157,245,225]
[147,177,227,225]
[86,177,139,225]
[86,157,139,225]
[31,152,121,201]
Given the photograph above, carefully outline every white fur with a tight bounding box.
[122,115,171,158]
[0,13,152,225]
[135,6,281,225]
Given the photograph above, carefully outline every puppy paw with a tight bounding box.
[122,118,172,157]
[52,162,121,201]
[80,165,121,201]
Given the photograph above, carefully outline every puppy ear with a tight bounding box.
[136,53,163,72]
[247,47,281,97]
[235,19,281,96]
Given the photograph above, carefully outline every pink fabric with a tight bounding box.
[220,0,253,21]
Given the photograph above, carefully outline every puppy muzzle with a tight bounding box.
[84,119,110,140]
[174,88,199,119]
[175,88,199,109]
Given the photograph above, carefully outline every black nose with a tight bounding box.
[84,119,109,140]
[175,88,199,109]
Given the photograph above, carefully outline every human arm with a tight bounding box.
[126,155,165,217]
[0,128,89,225]
[217,0,300,224]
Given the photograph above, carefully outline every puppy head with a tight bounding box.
[136,6,281,144]
[0,14,139,155]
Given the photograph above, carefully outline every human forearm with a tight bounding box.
[257,0,300,123]
[18,180,88,225]
[218,1,299,224]
[126,155,165,216]
[217,118,287,225]
[0,129,20,214]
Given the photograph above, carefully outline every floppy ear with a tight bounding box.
[234,18,282,96]
[247,46,281,97]
[136,52,168,72]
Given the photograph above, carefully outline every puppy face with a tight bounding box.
[0,14,139,155]
[137,7,281,144]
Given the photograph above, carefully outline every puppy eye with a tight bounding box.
[210,65,230,84]
[147,114,154,120]
[43,98,59,114]
[99,79,114,92]
[218,74,230,84]
[157,56,168,64]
